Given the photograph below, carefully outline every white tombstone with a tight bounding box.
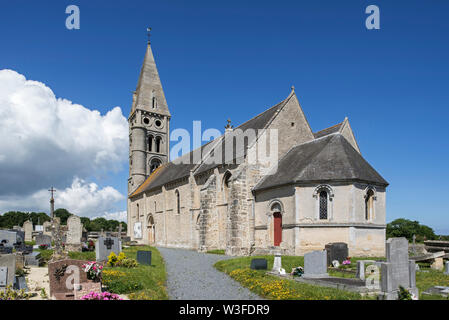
[272,252,284,274]
[66,215,83,252]
[23,220,33,242]
[444,261,449,275]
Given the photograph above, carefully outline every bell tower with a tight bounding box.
[128,32,171,195]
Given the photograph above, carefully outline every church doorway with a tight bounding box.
[148,215,155,244]
[273,212,282,246]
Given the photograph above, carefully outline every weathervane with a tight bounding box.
[147,27,152,44]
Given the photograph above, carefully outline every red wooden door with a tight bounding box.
[273,212,282,246]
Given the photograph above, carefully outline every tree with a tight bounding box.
[386,218,437,242]
[54,208,71,225]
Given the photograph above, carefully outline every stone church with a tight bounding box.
[127,39,389,257]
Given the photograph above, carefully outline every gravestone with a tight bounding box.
[66,215,83,252]
[0,267,7,287]
[35,225,44,232]
[43,221,52,237]
[431,257,444,271]
[444,261,449,275]
[136,251,152,265]
[15,244,33,254]
[380,237,418,300]
[303,250,328,279]
[14,276,28,291]
[0,254,16,288]
[23,220,33,242]
[95,236,121,262]
[325,242,348,265]
[48,259,101,300]
[24,252,42,266]
[0,247,13,254]
[35,234,52,247]
[0,230,17,247]
[12,230,25,244]
[272,251,283,273]
[250,258,267,270]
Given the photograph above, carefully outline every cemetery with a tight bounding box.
[2,211,449,301]
[0,215,167,300]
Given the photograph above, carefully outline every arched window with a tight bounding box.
[155,137,162,153]
[314,185,333,221]
[365,189,375,220]
[150,158,161,174]
[136,203,140,221]
[319,191,328,220]
[222,171,232,203]
[175,190,180,214]
[148,135,154,152]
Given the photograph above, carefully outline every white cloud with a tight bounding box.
[99,211,128,222]
[0,69,128,196]
[0,178,125,219]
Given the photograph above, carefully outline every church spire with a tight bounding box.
[131,33,170,117]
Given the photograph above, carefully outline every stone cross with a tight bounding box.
[48,187,56,218]
[104,238,114,250]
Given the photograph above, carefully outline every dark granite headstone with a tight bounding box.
[0,246,13,254]
[35,234,52,247]
[250,258,268,270]
[136,251,152,265]
[24,252,42,266]
[15,244,33,254]
[325,242,349,265]
[14,276,28,291]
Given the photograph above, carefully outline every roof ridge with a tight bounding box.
[233,91,293,131]
[314,121,344,135]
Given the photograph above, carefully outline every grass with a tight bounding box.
[206,249,226,255]
[214,255,366,300]
[102,246,168,300]
[215,255,449,300]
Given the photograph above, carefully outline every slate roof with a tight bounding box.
[313,122,343,139]
[253,133,388,191]
[129,93,292,198]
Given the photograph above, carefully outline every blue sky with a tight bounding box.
[0,1,448,233]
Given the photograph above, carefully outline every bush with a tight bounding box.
[107,252,118,267]
[0,285,33,300]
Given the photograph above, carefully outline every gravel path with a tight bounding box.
[157,247,262,300]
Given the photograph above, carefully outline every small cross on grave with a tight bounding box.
[104,238,114,250]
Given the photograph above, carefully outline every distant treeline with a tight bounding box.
[0,209,127,232]
[386,218,449,242]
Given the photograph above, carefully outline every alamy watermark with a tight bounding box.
[65,5,80,30]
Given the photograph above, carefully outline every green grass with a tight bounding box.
[214,255,366,300]
[206,249,226,255]
[215,255,449,300]
[102,246,168,300]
